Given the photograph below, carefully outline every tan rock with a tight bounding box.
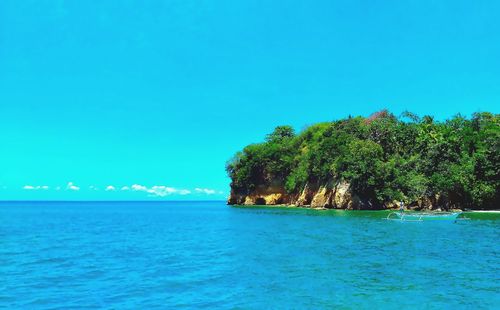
[263,193,283,205]
[296,183,314,206]
[244,196,256,205]
[311,186,332,208]
[332,181,351,208]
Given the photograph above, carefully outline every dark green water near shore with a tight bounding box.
[233,204,500,220]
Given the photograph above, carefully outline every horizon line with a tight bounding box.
[0,200,227,203]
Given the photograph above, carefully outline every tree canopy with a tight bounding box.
[227,111,499,209]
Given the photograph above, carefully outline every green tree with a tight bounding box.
[227,110,499,209]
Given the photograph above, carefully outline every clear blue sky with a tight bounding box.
[0,0,498,200]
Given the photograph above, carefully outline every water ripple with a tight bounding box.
[0,201,498,309]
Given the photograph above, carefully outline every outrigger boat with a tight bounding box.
[386,211,462,222]
[386,202,462,222]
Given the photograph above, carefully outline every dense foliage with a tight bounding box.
[226,111,499,209]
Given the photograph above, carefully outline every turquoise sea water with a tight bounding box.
[1,201,498,309]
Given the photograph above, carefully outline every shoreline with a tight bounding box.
[231,204,500,212]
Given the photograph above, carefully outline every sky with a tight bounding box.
[0,0,499,200]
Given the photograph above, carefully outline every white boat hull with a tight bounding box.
[387,212,462,221]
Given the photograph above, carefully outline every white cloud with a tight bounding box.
[23,185,49,190]
[126,184,191,197]
[178,189,191,195]
[131,184,147,191]
[195,188,216,195]
[19,182,222,197]
[147,185,190,197]
[66,182,80,191]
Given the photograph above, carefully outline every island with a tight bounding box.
[226,110,499,210]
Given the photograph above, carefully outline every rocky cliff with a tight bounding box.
[228,181,401,210]
[227,181,450,210]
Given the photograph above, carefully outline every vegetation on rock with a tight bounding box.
[226,110,499,209]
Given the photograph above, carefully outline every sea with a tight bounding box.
[0,201,498,309]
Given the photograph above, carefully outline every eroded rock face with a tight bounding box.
[244,196,256,205]
[263,193,284,205]
[310,186,332,208]
[227,193,243,205]
[227,182,460,210]
[229,181,359,209]
[229,191,290,206]
[332,181,351,209]
[295,183,315,206]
